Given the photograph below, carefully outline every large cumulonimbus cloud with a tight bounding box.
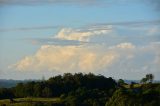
[11,45,117,72]
[10,27,137,73]
[10,42,137,73]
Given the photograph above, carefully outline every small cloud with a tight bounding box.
[147,26,160,36]
[31,26,112,46]
[109,42,135,49]
[55,27,112,42]
[116,42,135,49]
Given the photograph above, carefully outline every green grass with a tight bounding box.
[0,97,62,106]
[123,84,142,88]
[15,97,60,102]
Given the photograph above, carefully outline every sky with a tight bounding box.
[0,0,160,80]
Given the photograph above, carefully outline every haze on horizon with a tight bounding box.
[0,0,160,80]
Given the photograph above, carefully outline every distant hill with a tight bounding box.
[123,80,160,84]
[0,79,39,88]
[0,79,20,88]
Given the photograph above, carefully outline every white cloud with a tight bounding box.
[9,41,160,80]
[10,42,137,72]
[11,45,118,73]
[114,42,135,49]
[55,28,111,42]
[148,26,160,36]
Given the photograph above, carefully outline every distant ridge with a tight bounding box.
[0,79,39,88]
[117,80,160,84]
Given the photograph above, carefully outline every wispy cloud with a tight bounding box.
[0,0,105,6]
[1,0,160,8]
[31,38,89,46]
[0,25,61,32]
[1,20,160,32]
[90,20,160,27]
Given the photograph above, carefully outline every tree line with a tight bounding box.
[0,73,159,106]
[0,73,117,105]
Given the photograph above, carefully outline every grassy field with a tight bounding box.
[0,97,62,106]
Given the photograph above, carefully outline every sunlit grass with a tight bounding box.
[123,84,142,88]
[0,97,61,106]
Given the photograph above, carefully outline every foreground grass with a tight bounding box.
[0,97,62,106]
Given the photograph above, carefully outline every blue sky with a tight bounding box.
[0,0,160,80]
